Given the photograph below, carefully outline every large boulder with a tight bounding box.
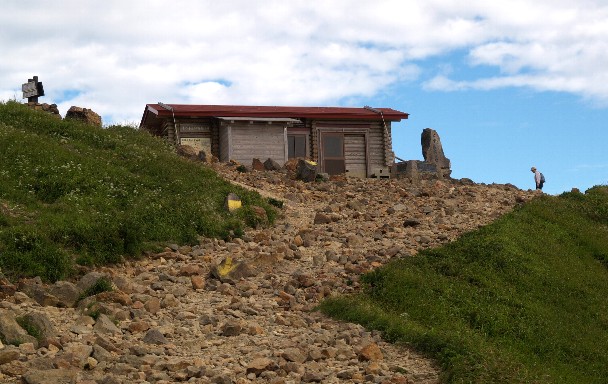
[296,159,317,182]
[251,158,265,171]
[264,158,282,171]
[421,128,451,177]
[176,145,199,160]
[65,106,102,127]
[20,311,56,340]
[48,281,81,308]
[0,309,38,346]
[210,257,255,284]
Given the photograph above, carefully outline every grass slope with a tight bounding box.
[320,188,608,383]
[0,101,275,282]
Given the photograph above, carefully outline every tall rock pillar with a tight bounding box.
[421,128,451,178]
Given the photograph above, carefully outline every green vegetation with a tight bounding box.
[78,276,114,303]
[0,101,275,282]
[16,316,42,341]
[267,197,284,209]
[320,187,608,383]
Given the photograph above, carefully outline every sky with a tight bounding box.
[1,0,607,195]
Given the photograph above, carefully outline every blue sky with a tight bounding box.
[1,1,606,194]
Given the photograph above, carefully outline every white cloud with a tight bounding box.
[1,0,607,123]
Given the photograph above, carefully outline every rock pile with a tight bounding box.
[0,166,537,384]
[65,106,102,127]
[25,102,61,119]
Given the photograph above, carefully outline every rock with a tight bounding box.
[403,219,421,228]
[0,309,38,347]
[246,357,276,375]
[313,212,331,224]
[64,106,102,126]
[176,145,199,160]
[210,257,255,284]
[19,312,55,340]
[220,320,243,337]
[179,264,202,276]
[161,293,180,308]
[0,347,20,365]
[26,102,61,118]
[143,329,168,345]
[48,281,81,308]
[264,158,282,171]
[358,343,383,361]
[92,344,114,363]
[293,235,304,247]
[282,347,307,363]
[18,278,59,307]
[296,159,317,182]
[191,275,205,290]
[144,297,161,314]
[225,193,242,212]
[62,343,94,368]
[252,158,265,171]
[421,128,451,177]
[93,314,121,334]
[128,321,150,333]
[94,336,121,353]
[283,158,299,172]
[302,369,325,382]
[76,272,108,293]
[21,369,79,384]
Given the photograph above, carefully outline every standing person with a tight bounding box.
[531,167,544,191]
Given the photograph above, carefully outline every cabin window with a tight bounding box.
[288,135,307,158]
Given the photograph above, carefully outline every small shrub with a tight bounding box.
[79,277,114,302]
[267,198,284,208]
[16,316,42,340]
[86,305,101,321]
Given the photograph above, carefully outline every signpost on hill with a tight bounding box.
[22,76,45,103]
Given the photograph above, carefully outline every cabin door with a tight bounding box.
[321,133,345,175]
[344,134,367,178]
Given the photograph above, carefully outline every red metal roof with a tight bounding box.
[144,103,409,121]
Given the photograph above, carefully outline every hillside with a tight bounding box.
[0,101,275,282]
[2,100,606,383]
[0,117,542,383]
[321,186,608,383]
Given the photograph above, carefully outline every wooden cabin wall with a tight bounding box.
[162,120,176,145]
[344,134,367,177]
[175,119,213,156]
[149,113,397,177]
[229,123,286,165]
[367,121,384,168]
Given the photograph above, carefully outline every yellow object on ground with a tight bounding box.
[225,193,242,212]
[227,199,242,211]
[217,256,235,276]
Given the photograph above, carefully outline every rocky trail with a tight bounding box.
[0,165,537,384]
